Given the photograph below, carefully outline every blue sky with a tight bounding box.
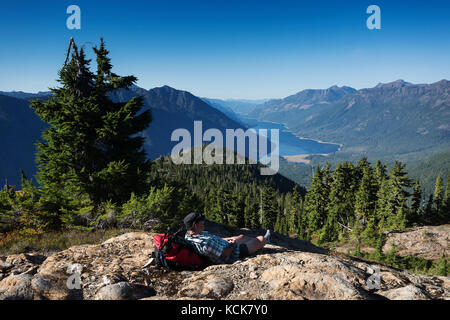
[1,0,449,99]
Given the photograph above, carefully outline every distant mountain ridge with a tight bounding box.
[249,85,356,119]
[109,85,245,158]
[0,85,245,186]
[0,91,52,100]
[204,98,269,116]
[200,98,243,124]
[2,79,449,188]
[249,79,450,162]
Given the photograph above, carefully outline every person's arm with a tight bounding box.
[222,235,244,243]
[197,234,236,260]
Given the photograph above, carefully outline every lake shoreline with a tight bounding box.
[283,153,332,164]
[241,116,343,161]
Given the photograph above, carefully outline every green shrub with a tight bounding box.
[436,253,448,276]
[119,184,201,232]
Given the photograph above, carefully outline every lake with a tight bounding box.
[240,117,340,157]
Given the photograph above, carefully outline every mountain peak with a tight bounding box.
[150,85,194,97]
[326,85,357,93]
[160,85,176,90]
[375,79,412,89]
[430,79,450,87]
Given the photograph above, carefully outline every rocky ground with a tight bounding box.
[333,225,449,261]
[383,225,449,260]
[0,221,448,300]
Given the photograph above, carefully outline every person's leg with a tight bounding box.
[233,235,252,245]
[242,236,265,255]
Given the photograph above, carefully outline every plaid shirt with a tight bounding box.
[185,231,240,264]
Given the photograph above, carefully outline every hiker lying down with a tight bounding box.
[183,212,271,264]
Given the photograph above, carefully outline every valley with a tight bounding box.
[1,79,449,196]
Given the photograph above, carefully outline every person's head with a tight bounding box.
[184,212,205,234]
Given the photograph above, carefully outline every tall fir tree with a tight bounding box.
[355,157,371,186]
[379,161,411,230]
[356,165,379,244]
[322,162,333,196]
[374,160,388,191]
[304,166,329,238]
[355,165,377,223]
[30,38,152,222]
[261,184,278,230]
[320,162,356,243]
[215,187,236,225]
[393,200,408,230]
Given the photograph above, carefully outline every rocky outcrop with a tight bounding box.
[383,225,449,260]
[0,222,448,300]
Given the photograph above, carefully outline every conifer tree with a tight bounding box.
[374,160,388,191]
[353,237,362,257]
[323,162,356,243]
[215,187,236,225]
[322,162,333,190]
[318,209,340,244]
[280,205,289,235]
[244,194,260,229]
[261,185,278,230]
[355,157,371,186]
[424,194,435,224]
[372,234,385,260]
[378,161,411,230]
[289,185,304,237]
[355,165,377,222]
[393,200,408,230]
[433,174,444,223]
[275,209,287,234]
[411,180,423,224]
[203,189,216,221]
[386,241,398,267]
[232,191,245,228]
[375,176,390,228]
[443,174,450,223]
[304,167,329,237]
[436,253,448,276]
[356,166,378,244]
[30,38,152,220]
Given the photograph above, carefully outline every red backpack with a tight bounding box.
[152,227,208,271]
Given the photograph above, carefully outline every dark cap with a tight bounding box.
[184,212,205,230]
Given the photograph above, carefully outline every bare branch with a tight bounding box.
[337,221,353,232]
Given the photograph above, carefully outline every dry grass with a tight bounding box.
[0,228,142,255]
